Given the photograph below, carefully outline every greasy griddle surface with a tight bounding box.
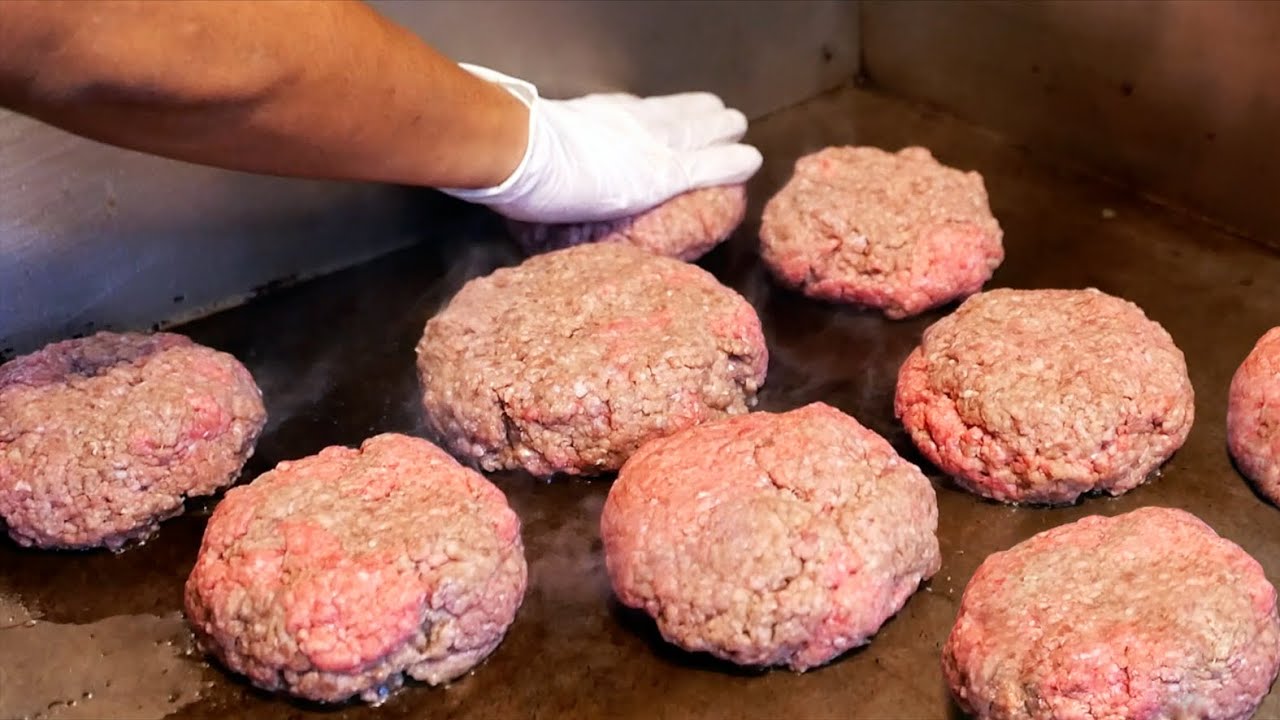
[3,84,1279,719]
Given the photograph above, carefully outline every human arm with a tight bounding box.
[0,0,762,222]
[0,0,528,189]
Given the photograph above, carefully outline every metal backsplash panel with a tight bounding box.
[372,0,860,116]
[861,0,1280,248]
[0,1,860,355]
[0,112,434,358]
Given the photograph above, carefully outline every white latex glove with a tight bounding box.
[441,63,763,223]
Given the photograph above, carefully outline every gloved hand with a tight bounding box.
[441,63,763,224]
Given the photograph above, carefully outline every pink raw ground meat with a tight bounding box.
[760,146,1003,319]
[602,403,939,671]
[895,288,1194,505]
[416,243,768,478]
[1228,327,1280,504]
[507,185,746,261]
[184,433,527,704]
[0,331,265,550]
[944,507,1280,720]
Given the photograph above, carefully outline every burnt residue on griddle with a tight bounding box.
[249,274,300,301]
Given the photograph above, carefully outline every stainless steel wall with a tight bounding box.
[0,0,861,355]
[0,116,430,358]
[373,0,860,117]
[861,0,1280,247]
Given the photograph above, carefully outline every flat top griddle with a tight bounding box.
[2,83,1279,720]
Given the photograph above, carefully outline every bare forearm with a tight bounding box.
[0,0,528,188]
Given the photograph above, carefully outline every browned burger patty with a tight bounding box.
[602,403,940,671]
[944,508,1280,720]
[0,331,266,550]
[185,433,527,704]
[1227,327,1280,504]
[760,146,1003,319]
[896,288,1194,505]
[507,185,746,261]
[416,243,768,477]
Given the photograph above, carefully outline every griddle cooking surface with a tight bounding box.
[3,84,1279,719]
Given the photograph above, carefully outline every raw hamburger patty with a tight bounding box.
[601,403,940,670]
[185,433,527,704]
[944,507,1280,720]
[508,184,746,261]
[895,288,1194,505]
[760,146,1004,319]
[416,242,768,477]
[1228,327,1280,504]
[0,331,265,549]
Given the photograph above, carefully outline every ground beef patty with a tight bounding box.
[185,433,526,704]
[416,242,768,478]
[1228,327,1280,505]
[0,331,265,550]
[895,288,1194,505]
[944,507,1280,720]
[760,146,1003,319]
[507,185,746,261]
[601,402,940,670]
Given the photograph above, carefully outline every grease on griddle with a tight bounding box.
[0,597,210,720]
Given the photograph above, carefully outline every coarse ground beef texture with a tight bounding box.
[944,507,1280,720]
[416,242,768,478]
[507,184,746,261]
[601,402,940,670]
[895,288,1194,505]
[0,331,265,550]
[1228,327,1280,505]
[184,433,527,704]
[760,146,1004,319]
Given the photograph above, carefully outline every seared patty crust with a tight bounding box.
[508,184,746,261]
[896,288,1194,505]
[944,507,1280,720]
[416,242,768,477]
[602,403,939,670]
[185,433,527,703]
[761,146,1003,319]
[1228,327,1280,505]
[0,331,265,549]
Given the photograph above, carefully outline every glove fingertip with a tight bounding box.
[680,144,764,188]
[696,142,762,184]
[717,109,749,145]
